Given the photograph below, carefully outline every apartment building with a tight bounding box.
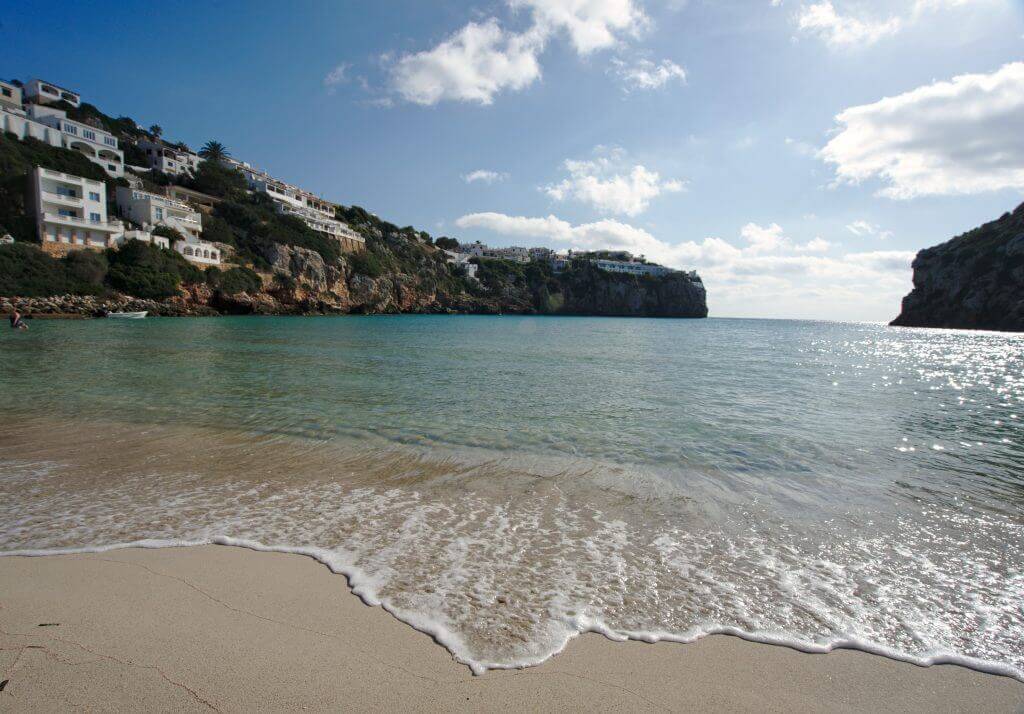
[230,159,364,251]
[590,259,677,277]
[137,138,201,176]
[27,105,125,178]
[28,167,123,255]
[115,187,203,241]
[23,79,81,108]
[164,185,221,214]
[0,80,22,112]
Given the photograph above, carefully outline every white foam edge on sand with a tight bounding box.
[1,536,1021,682]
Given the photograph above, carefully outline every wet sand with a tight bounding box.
[0,545,1020,712]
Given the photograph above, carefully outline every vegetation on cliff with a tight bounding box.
[892,201,1024,331]
[0,101,707,318]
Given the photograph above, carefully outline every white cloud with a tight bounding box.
[391,20,544,105]
[846,220,893,239]
[390,0,646,105]
[512,0,648,54]
[609,58,686,91]
[821,62,1024,199]
[542,150,685,216]
[454,211,914,319]
[797,1,901,47]
[463,169,509,184]
[323,63,351,94]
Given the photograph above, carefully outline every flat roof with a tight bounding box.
[28,78,80,96]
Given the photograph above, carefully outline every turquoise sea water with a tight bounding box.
[1,316,1022,676]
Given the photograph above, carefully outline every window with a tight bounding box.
[104,137,116,147]
[89,213,100,223]
[155,208,163,220]
[83,130,96,141]
[64,124,77,135]
[42,85,57,95]
[108,164,115,171]
[89,191,100,202]
[1,88,10,98]
[61,91,77,102]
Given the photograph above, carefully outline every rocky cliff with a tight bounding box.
[891,202,1024,332]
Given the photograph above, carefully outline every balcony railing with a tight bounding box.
[39,168,103,186]
[41,190,83,204]
[43,212,122,230]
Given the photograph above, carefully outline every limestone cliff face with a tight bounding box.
[556,267,708,318]
[891,202,1024,332]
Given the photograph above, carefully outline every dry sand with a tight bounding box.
[0,545,1020,713]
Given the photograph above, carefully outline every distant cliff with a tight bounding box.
[891,202,1024,332]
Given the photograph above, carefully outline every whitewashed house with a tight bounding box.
[137,137,201,176]
[23,79,81,108]
[28,167,123,255]
[115,187,203,241]
[27,105,125,178]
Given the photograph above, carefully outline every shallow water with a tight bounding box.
[0,315,1021,677]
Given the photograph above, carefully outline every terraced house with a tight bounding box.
[28,167,123,255]
[228,159,365,252]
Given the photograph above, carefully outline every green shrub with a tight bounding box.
[104,239,201,298]
[64,250,108,294]
[207,266,262,295]
[152,225,185,243]
[348,250,384,278]
[434,237,459,251]
[200,214,235,246]
[184,161,247,199]
[0,243,68,296]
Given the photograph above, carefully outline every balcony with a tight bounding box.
[41,190,83,206]
[43,212,122,232]
[39,168,103,186]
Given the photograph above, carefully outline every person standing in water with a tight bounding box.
[9,309,28,330]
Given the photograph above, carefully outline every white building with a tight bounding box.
[456,241,530,263]
[0,84,66,150]
[23,79,81,108]
[443,250,479,280]
[0,80,22,113]
[28,167,123,254]
[116,187,203,241]
[591,259,677,277]
[229,159,364,251]
[137,138,201,176]
[27,105,124,178]
[113,229,170,250]
[174,240,221,266]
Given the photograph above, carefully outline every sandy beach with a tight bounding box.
[0,545,1019,713]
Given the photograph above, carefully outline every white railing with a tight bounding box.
[41,190,83,204]
[43,212,121,230]
[39,168,103,186]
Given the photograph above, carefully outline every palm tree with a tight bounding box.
[149,124,162,138]
[199,140,230,162]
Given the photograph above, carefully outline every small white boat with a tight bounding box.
[106,311,148,319]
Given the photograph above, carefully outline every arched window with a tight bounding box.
[184,246,193,256]
[202,249,209,258]
[210,251,218,260]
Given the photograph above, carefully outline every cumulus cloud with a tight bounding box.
[796,1,901,47]
[542,150,685,216]
[391,20,544,105]
[512,0,649,54]
[463,169,509,184]
[454,211,914,319]
[820,62,1024,199]
[390,0,646,105]
[608,57,686,91]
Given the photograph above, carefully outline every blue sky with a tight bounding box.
[4,0,1024,320]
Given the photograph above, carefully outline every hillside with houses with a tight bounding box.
[0,76,706,319]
